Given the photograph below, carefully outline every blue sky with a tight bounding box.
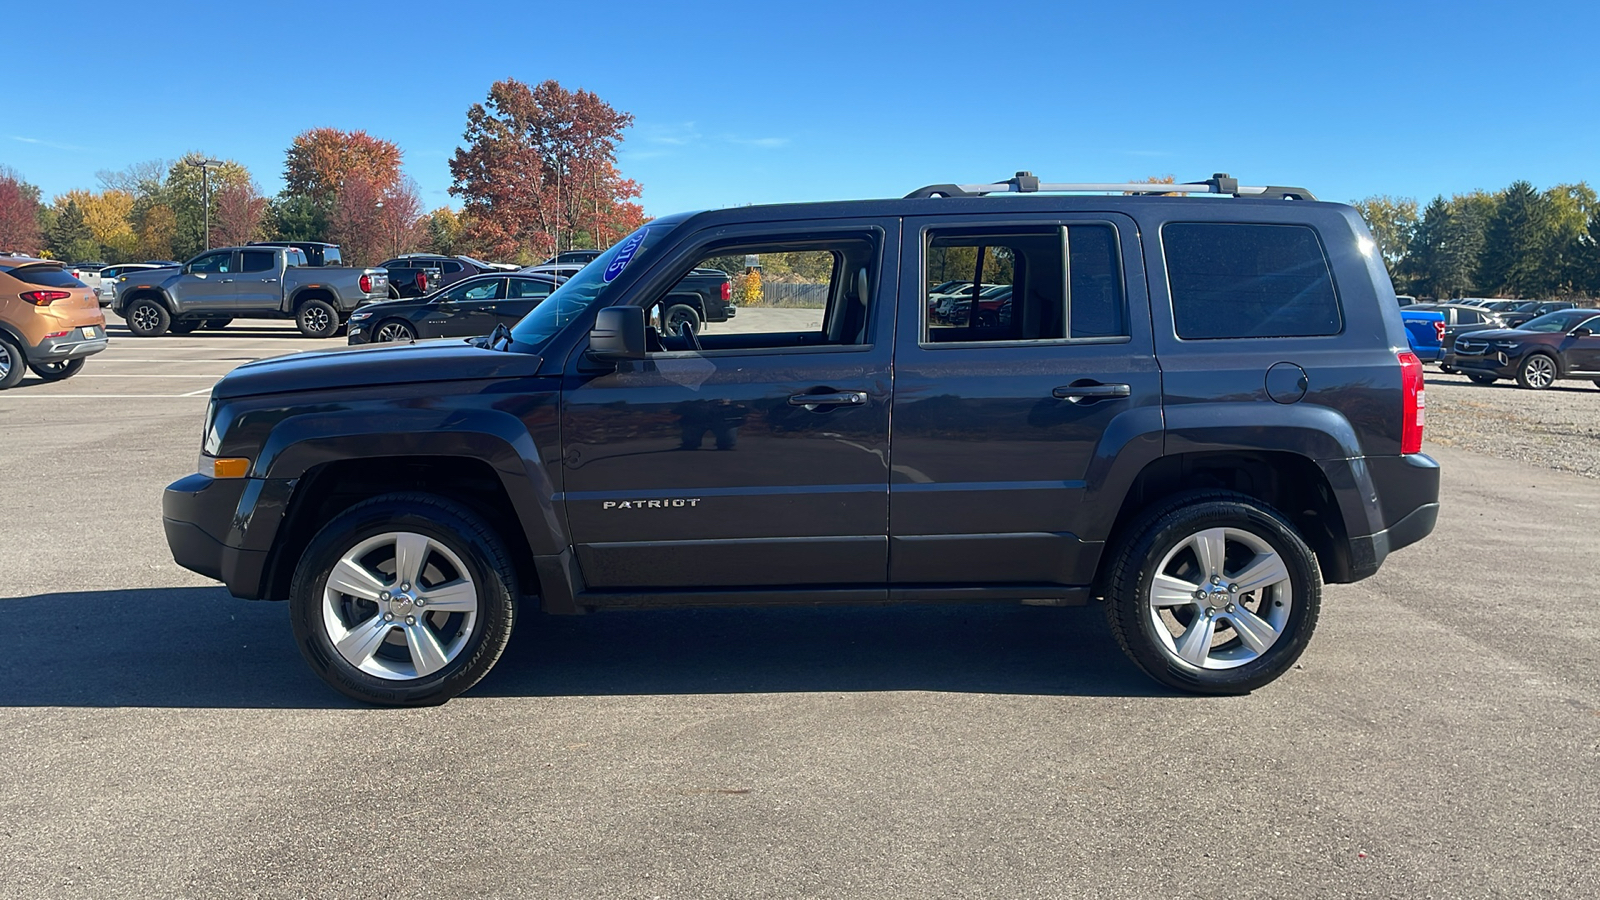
[7,0,1599,215]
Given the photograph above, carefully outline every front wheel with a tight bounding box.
[374,319,417,343]
[1516,353,1558,390]
[1103,491,1321,695]
[289,493,517,706]
[296,299,340,338]
[29,358,85,381]
[125,299,171,337]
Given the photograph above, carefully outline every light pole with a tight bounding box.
[188,158,223,250]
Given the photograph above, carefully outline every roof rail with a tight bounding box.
[904,172,1316,201]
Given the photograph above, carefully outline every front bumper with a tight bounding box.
[346,321,373,345]
[163,473,268,597]
[1452,349,1519,378]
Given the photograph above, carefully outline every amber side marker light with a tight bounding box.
[212,458,251,478]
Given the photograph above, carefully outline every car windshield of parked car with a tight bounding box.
[509,226,666,350]
[1519,310,1590,332]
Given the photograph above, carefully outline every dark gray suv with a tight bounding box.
[162,173,1439,705]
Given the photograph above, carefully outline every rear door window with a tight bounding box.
[1162,223,1341,339]
[240,250,276,273]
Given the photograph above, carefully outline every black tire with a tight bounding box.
[169,321,199,335]
[296,298,340,338]
[373,319,417,343]
[202,318,232,330]
[1468,373,1498,385]
[0,336,25,389]
[663,303,702,337]
[1516,352,1558,390]
[1103,490,1321,695]
[29,358,85,381]
[124,298,171,337]
[289,492,518,707]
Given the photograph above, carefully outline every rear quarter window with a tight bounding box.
[1162,222,1341,340]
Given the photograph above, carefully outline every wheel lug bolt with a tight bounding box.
[401,583,411,591]
[383,613,393,622]
[1211,576,1221,585]
[1228,583,1238,592]
[415,598,426,608]
[405,616,416,625]
[1226,604,1236,613]
[380,591,391,601]
[1194,590,1206,600]
[1206,607,1215,617]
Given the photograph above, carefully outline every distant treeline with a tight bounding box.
[1354,181,1599,300]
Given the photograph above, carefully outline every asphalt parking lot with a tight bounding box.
[2,321,1598,898]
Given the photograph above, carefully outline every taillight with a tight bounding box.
[416,272,427,290]
[721,280,731,302]
[359,274,371,293]
[1399,350,1425,454]
[22,290,71,306]
[1433,321,1446,342]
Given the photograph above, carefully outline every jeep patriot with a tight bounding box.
[163,173,1440,705]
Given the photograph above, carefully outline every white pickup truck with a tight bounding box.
[111,246,389,337]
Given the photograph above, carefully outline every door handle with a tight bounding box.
[263,278,278,283]
[1052,382,1131,403]
[789,390,868,408]
[220,279,234,283]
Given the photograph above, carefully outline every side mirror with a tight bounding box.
[1575,327,1593,338]
[589,306,646,361]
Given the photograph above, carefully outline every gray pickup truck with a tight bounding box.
[111,246,389,338]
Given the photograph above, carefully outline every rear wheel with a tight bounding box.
[125,298,171,337]
[1516,353,1558,390]
[0,336,25,389]
[289,493,517,706]
[1104,491,1320,695]
[374,319,417,343]
[1468,373,1498,385]
[29,358,85,381]
[296,299,339,338]
[663,303,702,338]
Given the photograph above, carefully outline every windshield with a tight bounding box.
[509,226,668,349]
[1519,311,1592,332]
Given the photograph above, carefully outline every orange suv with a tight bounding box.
[0,257,108,389]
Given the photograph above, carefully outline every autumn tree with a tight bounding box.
[1352,195,1419,278]
[329,174,425,264]
[422,207,463,255]
[283,128,403,206]
[138,205,178,261]
[450,78,641,261]
[214,180,269,246]
[0,166,43,254]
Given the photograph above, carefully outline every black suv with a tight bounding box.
[162,173,1439,706]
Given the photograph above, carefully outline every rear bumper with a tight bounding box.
[1325,452,1440,582]
[31,329,108,361]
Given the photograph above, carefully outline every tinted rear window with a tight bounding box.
[1163,223,1341,339]
[240,250,276,272]
[7,265,84,288]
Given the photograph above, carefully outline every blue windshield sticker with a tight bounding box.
[602,228,649,283]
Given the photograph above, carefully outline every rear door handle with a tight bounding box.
[789,390,868,408]
[1052,383,1131,402]
[263,278,278,283]
[220,279,234,283]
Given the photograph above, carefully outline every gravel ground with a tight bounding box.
[1425,369,1600,477]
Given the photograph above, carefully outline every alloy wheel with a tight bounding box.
[1525,355,1555,389]
[304,307,331,333]
[1146,526,1293,670]
[321,531,480,680]
[0,343,11,379]
[131,304,160,332]
[376,322,414,342]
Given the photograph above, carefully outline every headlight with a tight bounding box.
[349,311,373,321]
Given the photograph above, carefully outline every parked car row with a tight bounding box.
[1451,309,1600,390]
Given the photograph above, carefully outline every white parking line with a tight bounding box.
[76,374,225,378]
[0,394,209,399]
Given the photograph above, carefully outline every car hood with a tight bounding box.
[212,339,544,400]
[120,266,180,284]
[1458,328,1546,342]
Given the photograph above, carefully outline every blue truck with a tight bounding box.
[1400,306,1445,362]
